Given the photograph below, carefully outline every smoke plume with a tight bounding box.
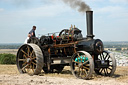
[62,0,91,13]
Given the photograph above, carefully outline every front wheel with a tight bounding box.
[70,51,94,79]
[95,51,116,76]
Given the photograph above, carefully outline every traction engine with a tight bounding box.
[16,11,116,79]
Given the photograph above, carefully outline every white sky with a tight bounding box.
[0,0,128,43]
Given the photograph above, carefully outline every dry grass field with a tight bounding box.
[0,65,127,85]
[0,49,18,55]
[0,49,128,85]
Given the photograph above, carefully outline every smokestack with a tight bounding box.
[86,11,94,40]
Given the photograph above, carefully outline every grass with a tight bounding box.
[0,53,16,64]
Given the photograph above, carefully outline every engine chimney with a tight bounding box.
[86,11,94,40]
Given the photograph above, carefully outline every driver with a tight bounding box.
[24,26,36,44]
[28,26,36,38]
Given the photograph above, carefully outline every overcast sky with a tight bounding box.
[0,0,128,43]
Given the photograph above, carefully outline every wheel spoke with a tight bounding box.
[73,60,79,64]
[100,68,104,73]
[100,54,103,60]
[74,65,79,68]
[32,64,34,72]
[18,59,26,61]
[80,56,83,63]
[30,65,33,72]
[32,62,36,66]
[31,57,36,60]
[105,68,108,75]
[23,54,27,58]
[26,65,30,73]
[104,69,106,75]
[107,55,110,60]
[21,49,28,56]
[27,46,30,56]
[85,64,90,66]
[30,50,34,57]
[22,62,27,66]
[109,65,113,67]
[83,66,89,70]
[104,53,108,60]
[108,67,112,70]
[78,67,80,76]
[77,53,82,63]
[31,53,36,59]
[104,68,108,76]
[83,60,89,64]
[80,68,83,77]
[77,53,80,57]
[84,69,88,77]
[101,53,105,60]
[81,68,84,75]
[84,56,86,62]
[22,64,29,71]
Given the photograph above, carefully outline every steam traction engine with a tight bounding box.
[16,11,116,79]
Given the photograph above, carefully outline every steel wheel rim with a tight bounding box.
[71,51,93,79]
[17,45,37,75]
[97,51,116,76]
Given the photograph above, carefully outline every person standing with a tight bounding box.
[24,26,36,44]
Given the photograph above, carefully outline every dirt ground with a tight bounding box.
[0,65,127,85]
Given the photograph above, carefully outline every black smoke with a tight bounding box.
[62,0,91,13]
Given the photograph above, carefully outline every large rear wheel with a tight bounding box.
[16,44,44,75]
[70,51,94,79]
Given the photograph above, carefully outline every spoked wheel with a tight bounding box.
[70,51,94,79]
[95,51,116,76]
[16,44,44,75]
